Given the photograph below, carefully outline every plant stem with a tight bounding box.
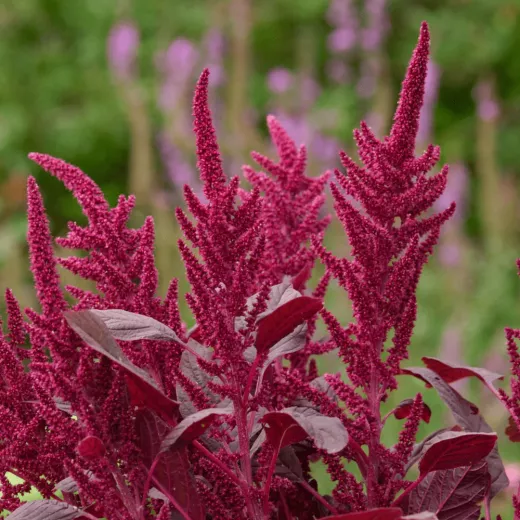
[391,474,425,507]
[193,440,240,486]
[243,355,261,405]
[348,437,369,480]
[366,365,381,508]
[262,445,279,516]
[141,456,161,508]
[232,367,262,519]
[298,480,338,514]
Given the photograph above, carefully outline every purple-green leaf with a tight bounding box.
[90,308,184,343]
[401,366,508,497]
[261,406,348,454]
[417,431,497,475]
[6,500,85,520]
[160,408,232,452]
[401,461,490,519]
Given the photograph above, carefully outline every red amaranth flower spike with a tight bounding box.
[193,68,227,202]
[26,176,68,322]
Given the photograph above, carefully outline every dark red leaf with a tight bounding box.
[77,436,105,460]
[320,508,404,519]
[136,409,203,520]
[255,296,323,353]
[292,263,313,291]
[422,357,503,397]
[401,460,491,519]
[393,398,432,423]
[64,310,179,422]
[401,366,508,498]
[261,406,348,454]
[187,325,203,342]
[160,408,231,451]
[90,308,184,342]
[505,416,520,442]
[418,431,497,474]
[125,373,178,425]
[6,500,85,519]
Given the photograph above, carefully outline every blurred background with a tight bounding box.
[0,0,519,515]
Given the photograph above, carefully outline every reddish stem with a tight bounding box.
[298,480,338,515]
[243,355,261,404]
[391,473,426,507]
[348,437,369,480]
[262,444,279,516]
[193,440,240,486]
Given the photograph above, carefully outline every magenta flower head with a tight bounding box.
[107,21,139,80]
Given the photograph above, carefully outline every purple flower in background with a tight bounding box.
[301,76,320,109]
[473,80,500,121]
[273,112,312,146]
[107,22,139,80]
[435,163,468,267]
[357,61,378,99]
[417,60,440,145]
[438,243,461,267]
[267,68,293,94]
[311,134,340,162]
[361,0,389,51]
[328,28,356,53]
[157,38,199,110]
[326,58,350,83]
[326,0,357,33]
[203,29,225,87]
[325,0,358,84]
[157,132,201,195]
[435,162,468,224]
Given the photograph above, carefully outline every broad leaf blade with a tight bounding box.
[402,366,508,497]
[401,461,491,520]
[421,357,503,397]
[261,406,348,454]
[90,308,184,342]
[255,296,323,353]
[65,310,179,419]
[6,500,84,519]
[160,408,231,451]
[54,471,96,494]
[136,409,203,520]
[257,323,308,387]
[418,431,497,474]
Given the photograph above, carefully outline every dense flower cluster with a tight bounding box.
[0,21,516,520]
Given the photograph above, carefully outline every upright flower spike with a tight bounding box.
[388,21,430,164]
[315,22,455,508]
[26,177,67,321]
[244,115,331,288]
[193,68,227,202]
[5,288,25,347]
